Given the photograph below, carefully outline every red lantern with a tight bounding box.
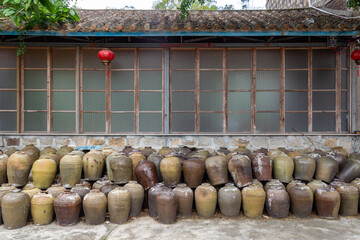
[98,49,115,66]
[351,49,360,65]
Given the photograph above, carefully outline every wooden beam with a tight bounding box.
[20,55,24,132]
[308,48,313,133]
[134,48,139,133]
[223,48,228,133]
[47,47,53,132]
[195,48,200,133]
[16,54,21,133]
[251,48,256,133]
[105,64,111,133]
[280,48,285,132]
[79,47,84,133]
[162,48,166,133]
[335,51,342,133]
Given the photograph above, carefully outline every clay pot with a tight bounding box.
[196,150,211,159]
[156,188,177,224]
[108,187,131,224]
[205,156,228,186]
[288,183,313,218]
[32,158,57,189]
[307,180,327,194]
[218,183,241,218]
[92,179,111,190]
[71,184,90,200]
[100,182,117,197]
[195,183,217,218]
[183,158,205,188]
[135,160,158,191]
[1,189,30,229]
[351,178,360,209]
[124,181,144,217]
[286,180,302,193]
[83,150,104,181]
[266,187,290,218]
[129,151,146,181]
[327,152,346,167]
[251,179,264,189]
[267,149,283,160]
[40,147,57,156]
[147,153,164,182]
[329,179,345,189]
[273,155,294,183]
[56,145,74,159]
[172,184,193,218]
[22,187,41,200]
[331,146,348,158]
[287,150,301,160]
[0,185,17,224]
[337,159,360,183]
[39,153,61,169]
[47,184,65,198]
[160,156,182,187]
[71,151,85,159]
[251,153,272,181]
[122,146,134,156]
[4,148,18,156]
[7,151,32,187]
[106,152,122,181]
[54,190,81,226]
[294,156,316,182]
[234,147,251,157]
[315,156,339,183]
[217,147,231,156]
[60,153,83,188]
[110,153,133,184]
[83,189,107,225]
[315,186,340,219]
[102,147,114,159]
[141,146,156,158]
[264,179,285,192]
[148,183,166,217]
[241,185,266,218]
[228,154,253,188]
[158,147,172,157]
[21,144,40,164]
[31,191,55,225]
[0,152,8,185]
[336,184,359,216]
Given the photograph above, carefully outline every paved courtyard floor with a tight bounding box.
[1,212,360,240]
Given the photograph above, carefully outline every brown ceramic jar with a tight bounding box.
[315,157,339,183]
[47,184,65,198]
[251,153,272,181]
[141,146,156,158]
[54,190,81,226]
[288,183,313,218]
[83,189,107,225]
[121,146,134,156]
[148,183,166,217]
[336,160,360,183]
[315,186,340,219]
[124,181,144,217]
[286,180,302,193]
[1,189,30,229]
[217,147,231,156]
[183,158,205,188]
[336,184,359,216]
[129,151,147,181]
[264,179,285,192]
[83,150,104,181]
[160,156,182,187]
[294,156,316,182]
[228,154,253,188]
[71,184,90,200]
[135,160,158,191]
[156,188,178,224]
[307,180,327,194]
[266,187,290,218]
[218,183,241,218]
[205,155,228,186]
[173,184,193,218]
[100,182,118,197]
[0,152,8,185]
[110,154,133,184]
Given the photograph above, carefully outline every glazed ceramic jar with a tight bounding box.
[293,156,316,182]
[251,153,272,181]
[21,144,40,164]
[56,145,74,159]
[205,156,228,186]
[156,188,178,224]
[32,158,57,189]
[288,183,313,218]
[228,154,253,188]
[158,147,173,157]
[135,160,158,191]
[264,179,285,192]
[108,187,131,224]
[273,155,294,183]
[336,160,360,183]
[182,158,205,188]
[1,189,30,229]
[315,186,340,219]
[47,184,65,199]
[147,153,164,182]
[110,153,133,184]
[60,153,83,188]
[106,152,123,181]
[39,153,61,170]
[173,184,193,218]
[195,183,217,218]
[218,183,241,218]
[0,151,8,185]
[100,182,117,197]
[40,147,57,156]
[7,151,32,187]
[336,184,359,216]
[315,157,339,183]
[83,189,107,225]
[31,191,55,225]
[242,185,266,219]
[54,190,81,226]
[83,150,104,181]
[266,187,289,218]
[129,151,146,181]
[148,183,166,217]
[160,156,182,187]
[124,181,144,217]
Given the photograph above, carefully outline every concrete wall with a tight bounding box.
[1,135,359,153]
[266,0,346,9]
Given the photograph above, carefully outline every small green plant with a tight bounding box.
[347,0,360,10]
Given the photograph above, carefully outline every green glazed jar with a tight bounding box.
[195,183,217,218]
[31,191,55,225]
[242,185,266,219]
[60,153,83,188]
[7,151,32,187]
[83,189,107,225]
[108,187,131,224]
[294,156,316,182]
[106,151,122,181]
[83,150,104,181]
[110,153,133,184]
[124,181,144,217]
[1,189,30,229]
[32,158,57,189]
[273,154,294,183]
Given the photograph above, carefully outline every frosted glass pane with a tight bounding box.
[313,113,335,132]
[0,91,16,110]
[200,50,222,69]
[341,70,348,89]
[139,71,162,90]
[52,49,75,68]
[83,49,104,69]
[313,92,335,110]
[83,113,105,132]
[111,92,134,111]
[227,50,251,69]
[0,70,16,88]
[139,113,162,132]
[228,113,251,132]
[256,113,280,132]
[285,70,308,90]
[228,71,251,90]
[83,92,105,111]
[171,50,195,69]
[0,112,16,131]
[24,112,47,132]
[313,70,335,89]
[172,92,195,111]
[285,92,307,111]
[24,49,47,68]
[53,71,75,90]
[256,92,279,111]
[285,113,307,132]
[171,113,195,132]
[285,50,308,69]
[53,92,75,111]
[341,51,348,68]
[342,92,348,110]
[139,50,162,69]
[200,92,223,111]
[83,71,105,90]
[24,91,47,110]
[139,92,162,111]
[200,71,223,90]
[111,113,134,132]
[257,50,279,69]
[228,92,251,111]
[313,50,335,68]
[256,71,279,90]
[112,50,134,69]
[24,70,47,89]
[0,48,17,68]
[200,113,222,132]
[53,112,75,132]
[342,112,348,132]
[111,71,134,90]
[171,71,195,90]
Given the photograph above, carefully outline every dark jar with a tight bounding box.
[156,188,178,224]
[265,187,289,218]
[315,186,340,219]
[148,183,166,217]
[172,184,193,218]
[251,153,272,181]
[135,160,158,191]
[183,158,205,188]
[54,190,81,226]
[288,183,313,218]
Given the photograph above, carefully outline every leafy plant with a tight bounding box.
[348,0,360,9]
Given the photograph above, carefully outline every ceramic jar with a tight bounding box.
[110,153,133,184]
[60,153,83,188]
[106,152,123,181]
[217,147,231,156]
[307,180,327,194]
[264,179,285,192]
[4,148,18,156]
[195,183,217,218]
[141,147,156,158]
[92,179,110,190]
[351,178,360,210]
[147,153,164,182]
[315,157,339,183]
[135,160,158,191]
[40,147,57,156]
[336,160,360,183]
[160,156,182,187]
[218,183,241,218]
[183,158,205,188]
[129,151,147,181]
[54,190,81,226]
[7,151,32,187]
[31,191,55,225]
[121,146,134,156]
[83,189,107,225]
[0,184,17,224]
[108,187,131,224]
[158,147,173,157]
[56,145,74,159]
[100,182,117,197]
[205,155,228,186]
[47,184,65,198]
[251,153,272,181]
[156,188,178,224]
[266,187,289,218]
[315,186,340,219]
[0,152,8,185]
[21,144,40,164]
[39,153,61,170]
[228,154,253,188]
[124,181,144,217]
[242,185,266,219]
[288,183,313,218]
[173,184,193,218]
[336,184,359,216]
[294,156,316,182]
[148,183,166,217]
[32,158,57,189]
[273,155,294,183]
[1,189,30,229]
[83,150,104,181]
[286,180,302,193]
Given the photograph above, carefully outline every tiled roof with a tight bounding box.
[1,8,360,32]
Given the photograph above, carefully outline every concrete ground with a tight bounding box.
[1,212,360,240]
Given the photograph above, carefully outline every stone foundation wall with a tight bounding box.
[266,0,346,9]
[1,135,359,153]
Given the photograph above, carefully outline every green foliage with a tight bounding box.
[348,0,360,9]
